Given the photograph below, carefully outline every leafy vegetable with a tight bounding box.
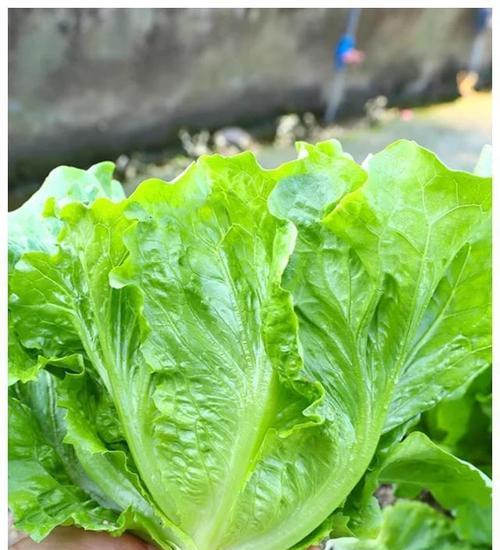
[9,141,491,550]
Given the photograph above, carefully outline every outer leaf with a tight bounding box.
[56,370,181,548]
[328,141,491,431]
[270,142,491,550]
[9,371,124,541]
[419,366,491,475]
[8,161,125,382]
[267,139,491,545]
[10,198,191,549]
[8,318,39,386]
[8,319,85,386]
[8,161,124,265]
[271,139,491,436]
[9,352,179,548]
[332,501,481,550]
[339,417,420,539]
[378,431,491,545]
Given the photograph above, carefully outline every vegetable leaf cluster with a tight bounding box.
[8,140,491,550]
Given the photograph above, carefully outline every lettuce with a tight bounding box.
[8,140,491,550]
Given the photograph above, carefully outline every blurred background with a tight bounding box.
[8,7,492,209]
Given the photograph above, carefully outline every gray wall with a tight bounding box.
[8,8,491,184]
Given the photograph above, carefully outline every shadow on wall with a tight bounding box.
[8,7,492,187]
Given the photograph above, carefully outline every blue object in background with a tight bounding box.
[476,8,492,31]
[334,34,356,69]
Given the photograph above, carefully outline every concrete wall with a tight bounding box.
[8,8,491,183]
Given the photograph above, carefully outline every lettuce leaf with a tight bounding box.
[9,140,491,549]
[331,429,492,548]
[332,500,484,550]
[8,162,124,266]
[9,371,166,545]
[378,432,491,545]
[419,366,492,476]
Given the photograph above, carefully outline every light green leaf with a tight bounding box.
[8,318,39,386]
[8,161,124,265]
[378,431,491,545]
[326,141,491,432]
[56,370,183,548]
[338,416,420,538]
[10,197,192,549]
[9,371,124,541]
[332,500,481,550]
[10,366,180,548]
[271,139,490,438]
[267,139,490,544]
[420,366,491,475]
[110,152,330,550]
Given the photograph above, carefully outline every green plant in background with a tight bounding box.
[419,366,492,477]
[8,140,491,550]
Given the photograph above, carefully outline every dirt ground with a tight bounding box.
[256,92,491,172]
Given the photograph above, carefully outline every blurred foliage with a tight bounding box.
[418,367,492,476]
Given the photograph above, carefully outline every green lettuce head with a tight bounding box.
[8,141,491,550]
